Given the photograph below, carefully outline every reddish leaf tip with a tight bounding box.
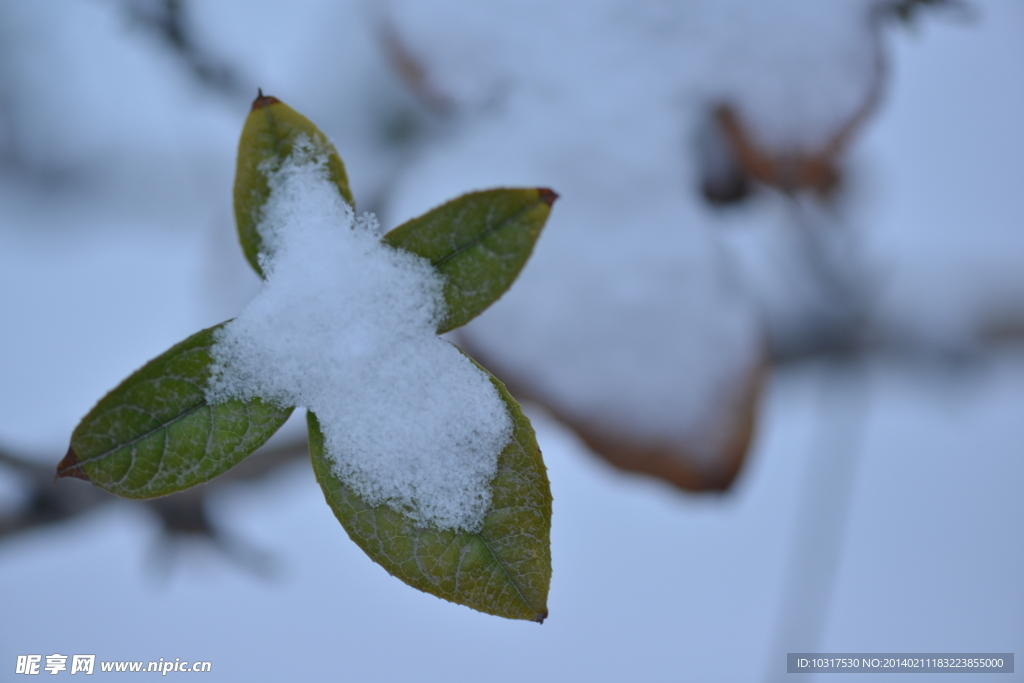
[251,89,281,111]
[533,610,548,624]
[56,446,91,482]
[537,188,558,207]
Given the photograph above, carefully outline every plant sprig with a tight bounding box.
[59,93,555,622]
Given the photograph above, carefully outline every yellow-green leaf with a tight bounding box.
[383,188,556,333]
[234,92,354,277]
[58,324,293,498]
[308,361,552,622]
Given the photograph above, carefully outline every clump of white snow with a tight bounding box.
[205,139,511,532]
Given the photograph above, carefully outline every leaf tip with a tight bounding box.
[251,89,281,111]
[533,610,548,624]
[55,446,91,482]
[537,188,558,207]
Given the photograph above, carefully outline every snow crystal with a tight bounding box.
[205,139,511,531]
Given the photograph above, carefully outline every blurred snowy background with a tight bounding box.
[1,0,1021,681]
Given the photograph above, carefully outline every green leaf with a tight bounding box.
[58,324,294,498]
[308,359,552,622]
[234,92,354,277]
[383,188,557,334]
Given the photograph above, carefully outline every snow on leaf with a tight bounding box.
[210,145,522,532]
[58,324,293,498]
[234,93,355,277]
[307,359,551,622]
[383,187,556,334]
[60,92,554,619]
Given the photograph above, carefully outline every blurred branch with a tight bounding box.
[379,19,456,116]
[0,448,111,537]
[764,353,870,682]
[885,0,976,26]
[114,0,247,98]
[0,437,308,573]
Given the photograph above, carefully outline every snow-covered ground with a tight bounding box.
[1,1,1021,681]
